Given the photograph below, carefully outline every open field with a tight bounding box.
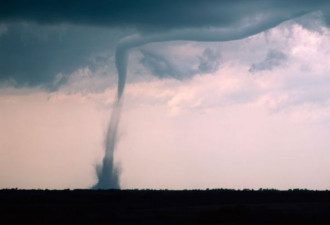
[1,189,330,224]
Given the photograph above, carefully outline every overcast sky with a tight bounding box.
[1,1,330,189]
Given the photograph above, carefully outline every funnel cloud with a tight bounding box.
[93,99,122,189]
[93,8,319,189]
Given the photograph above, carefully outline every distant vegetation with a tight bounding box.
[1,189,330,224]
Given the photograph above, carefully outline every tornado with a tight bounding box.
[93,98,122,189]
[92,10,305,189]
[93,46,128,189]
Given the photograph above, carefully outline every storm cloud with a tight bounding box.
[1,0,330,88]
[249,49,287,73]
[140,47,220,79]
[0,23,129,88]
[1,0,329,30]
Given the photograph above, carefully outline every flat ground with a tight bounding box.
[1,189,330,224]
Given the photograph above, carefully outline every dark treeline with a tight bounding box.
[1,189,330,224]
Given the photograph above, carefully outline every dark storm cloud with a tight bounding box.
[0,23,129,88]
[198,48,220,73]
[249,50,287,73]
[140,50,177,79]
[140,47,220,79]
[1,0,329,30]
[1,0,330,88]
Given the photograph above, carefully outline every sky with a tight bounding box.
[1,0,330,190]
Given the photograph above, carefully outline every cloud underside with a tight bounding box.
[1,1,330,88]
[140,47,220,79]
[1,0,327,29]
